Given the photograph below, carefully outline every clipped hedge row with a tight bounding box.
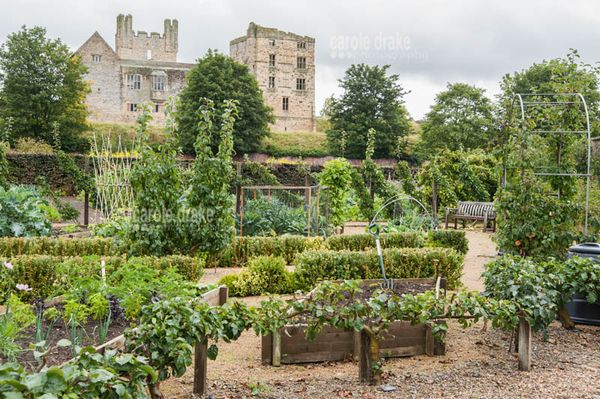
[294,247,464,291]
[325,232,425,251]
[0,230,469,268]
[427,230,469,254]
[208,235,323,268]
[0,237,124,257]
[1,254,204,301]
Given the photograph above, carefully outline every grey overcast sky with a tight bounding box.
[1,0,599,119]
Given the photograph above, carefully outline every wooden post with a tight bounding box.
[192,286,228,395]
[425,324,434,356]
[314,186,320,236]
[235,163,242,214]
[306,186,312,238]
[84,190,89,226]
[272,331,281,367]
[353,331,361,362]
[358,330,380,385]
[193,342,208,395]
[83,156,89,226]
[432,180,438,219]
[219,286,228,306]
[239,189,245,237]
[518,316,531,371]
[267,188,271,205]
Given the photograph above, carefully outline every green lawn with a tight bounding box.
[85,122,165,149]
[260,130,329,157]
[88,121,331,157]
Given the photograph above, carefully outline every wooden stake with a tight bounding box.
[272,331,281,366]
[84,190,89,226]
[352,331,361,362]
[239,189,245,237]
[306,186,312,238]
[425,324,434,356]
[219,286,228,305]
[314,186,320,236]
[358,330,380,385]
[193,342,208,395]
[518,316,531,371]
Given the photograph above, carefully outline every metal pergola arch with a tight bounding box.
[504,93,592,233]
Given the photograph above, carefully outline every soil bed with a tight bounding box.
[5,313,130,369]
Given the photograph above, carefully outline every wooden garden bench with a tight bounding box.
[444,201,496,232]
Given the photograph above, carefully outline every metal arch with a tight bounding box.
[576,93,592,232]
[506,92,592,234]
[367,194,434,289]
[369,193,433,231]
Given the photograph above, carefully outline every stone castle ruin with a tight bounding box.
[230,23,316,132]
[77,15,316,131]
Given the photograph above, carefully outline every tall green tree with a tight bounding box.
[177,50,273,154]
[498,50,599,199]
[499,49,600,124]
[0,26,88,151]
[419,83,495,155]
[326,64,412,158]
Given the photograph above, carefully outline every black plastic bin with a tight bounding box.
[565,243,600,326]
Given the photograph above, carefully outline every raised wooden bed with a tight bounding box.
[262,278,446,365]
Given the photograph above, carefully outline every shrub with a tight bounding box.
[232,256,292,296]
[6,153,90,195]
[237,198,311,237]
[12,137,54,154]
[416,149,498,211]
[209,235,323,268]
[218,274,241,297]
[494,176,580,258]
[0,186,52,237]
[427,230,469,254]
[325,232,425,251]
[0,254,204,302]
[482,255,600,332]
[294,247,464,291]
[319,158,354,229]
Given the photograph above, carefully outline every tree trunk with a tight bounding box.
[358,330,381,385]
[557,306,576,330]
[148,381,164,399]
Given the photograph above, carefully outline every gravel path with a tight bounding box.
[160,230,600,399]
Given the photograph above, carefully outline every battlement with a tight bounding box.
[231,22,315,46]
[115,14,178,62]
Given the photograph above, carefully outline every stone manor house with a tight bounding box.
[76,15,316,131]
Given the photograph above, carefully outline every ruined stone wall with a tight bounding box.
[230,23,316,132]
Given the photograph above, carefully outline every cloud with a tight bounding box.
[1,0,599,119]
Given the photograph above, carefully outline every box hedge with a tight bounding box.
[0,230,468,269]
[427,230,469,254]
[1,254,204,301]
[208,235,323,268]
[294,247,464,291]
[0,237,125,257]
[325,232,425,251]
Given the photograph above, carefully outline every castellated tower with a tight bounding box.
[115,14,178,61]
[76,14,192,125]
[230,22,316,132]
